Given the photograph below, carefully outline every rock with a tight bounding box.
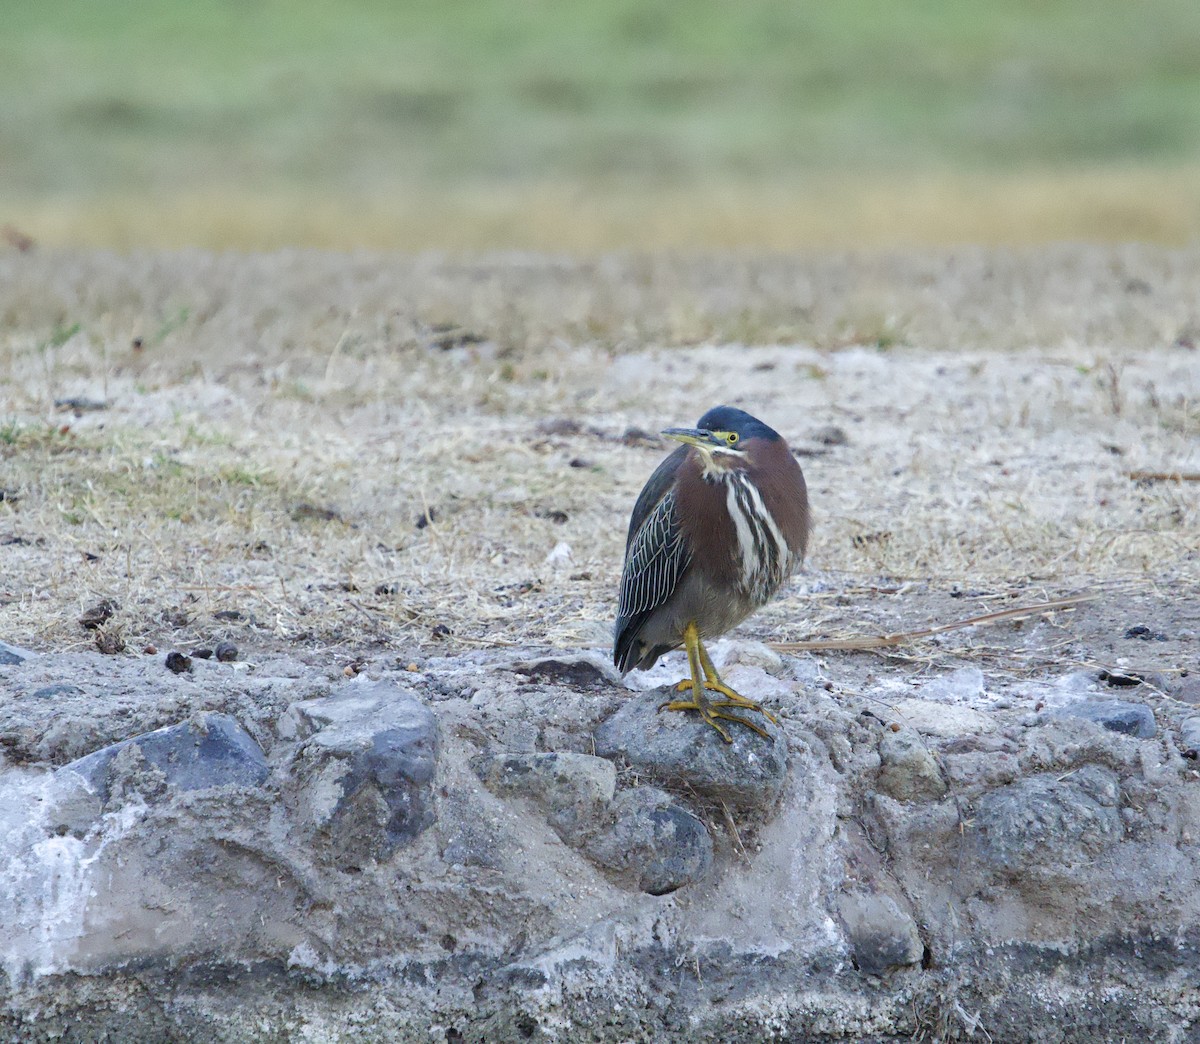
[1054,699,1156,738]
[1179,717,1200,755]
[582,787,713,895]
[0,639,36,665]
[472,750,616,839]
[165,650,192,674]
[877,728,947,802]
[1124,625,1167,641]
[27,683,83,700]
[1173,676,1200,705]
[215,641,239,662]
[888,698,996,737]
[283,679,439,867]
[594,691,788,810]
[917,666,985,702]
[973,766,1122,879]
[714,639,784,675]
[511,652,622,688]
[42,767,104,836]
[60,712,269,804]
[838,892,924,975]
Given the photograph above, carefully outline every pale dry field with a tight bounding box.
[1,246,1197,665]
[14,168,1200,252]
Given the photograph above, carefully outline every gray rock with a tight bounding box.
[973,765,1122,879]
[582,786,713,895]
[1174,676,1200,705]
[284,679,438,866]
[877,728,947,802]
[472,750,615,838]
[1179,716,1200,754]
[510,652,623,687]
[28,683,84,700]
[60,712,269,804]
[1055,698,1156,738]
[594,691,788,810]
[838,891,924,976]
[0,639,36,665]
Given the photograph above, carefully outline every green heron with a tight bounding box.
[613,406,810,742]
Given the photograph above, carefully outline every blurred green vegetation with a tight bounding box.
[2,0,1200,247]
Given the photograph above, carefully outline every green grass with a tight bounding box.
[2,0,1200,247]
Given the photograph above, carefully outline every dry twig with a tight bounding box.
[1127,470,1200,483]
[770,595,1095,653]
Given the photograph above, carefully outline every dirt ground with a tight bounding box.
[1,245,1197,662]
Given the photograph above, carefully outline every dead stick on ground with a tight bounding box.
[1127,469,1200,483]
[770,595,1096,653]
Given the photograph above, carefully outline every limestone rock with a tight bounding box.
[888,697,997,737]
[582,786,713,895]
[877,728,947,802]
[60,712,269,805]
[594,691,788,810]
[283,680,438,867]
[714,639,785,676]
[838,891,924,976]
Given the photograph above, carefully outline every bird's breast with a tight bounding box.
[678,462,795,606]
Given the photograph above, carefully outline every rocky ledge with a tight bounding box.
[2,640,1200,1041]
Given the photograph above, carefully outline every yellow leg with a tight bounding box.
[658,623,775,741]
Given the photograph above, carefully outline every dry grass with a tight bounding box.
[10,167,1200,253]
[1,247,1197,655]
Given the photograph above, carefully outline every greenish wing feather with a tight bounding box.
[618,486,690,620]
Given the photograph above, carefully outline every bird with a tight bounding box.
[613,406,810,742]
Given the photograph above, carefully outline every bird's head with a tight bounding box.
[661,406,781,469]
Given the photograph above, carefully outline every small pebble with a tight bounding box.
[1124,625,1168,642]
[192,647,214,660]
[165,651,193,674]
[95,630,126,655]
[215,641,238,662]
[811,424,849,446]
[79,599,117,630]
[143,643,158,655]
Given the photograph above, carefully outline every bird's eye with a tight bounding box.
[727,432,739,445]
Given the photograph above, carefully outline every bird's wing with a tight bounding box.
[617,480,690,621]
[623,445,687,551]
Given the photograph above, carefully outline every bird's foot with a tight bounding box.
[660,688,774,742]
[671,677,779,725]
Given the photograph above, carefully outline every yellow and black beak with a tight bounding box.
[662,427,721,449]
[662,427,734,452]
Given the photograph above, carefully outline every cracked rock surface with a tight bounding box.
[3,616,1199,1042]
